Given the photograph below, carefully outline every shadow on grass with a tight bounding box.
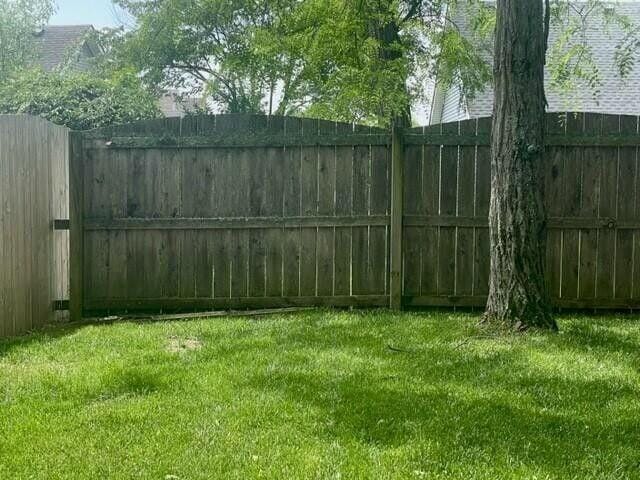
[90,367,165,402]
[1,310,639,477]
[558,320,640,357]
[0,323,85,358]
[232,316,640,477]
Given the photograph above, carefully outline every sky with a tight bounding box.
[49,0,124,28]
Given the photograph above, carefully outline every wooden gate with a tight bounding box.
[0,115,69,337]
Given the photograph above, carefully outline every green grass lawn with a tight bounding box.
[1,310,639,480]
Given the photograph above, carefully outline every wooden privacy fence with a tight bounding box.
[72,116,392,317]
[71,112,640,318]
[402,113,640,309]
[0,115,69,337]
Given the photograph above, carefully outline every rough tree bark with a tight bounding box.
[484,0,558,330]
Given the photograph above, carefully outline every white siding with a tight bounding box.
[441,84,468,123]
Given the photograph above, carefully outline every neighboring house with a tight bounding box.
[430,2,640,124]
[159,90,207,118]
[35,26,199,118]
[34,25,102,71]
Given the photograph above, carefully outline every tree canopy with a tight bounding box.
[0,68,159,130]
[0,0,54,78]
[109,0,639,126]
[1,0,637,128]
[110,0,303,115]
[111,0,487,124]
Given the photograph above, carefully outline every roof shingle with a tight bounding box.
[455,2,640,118]
[35,25,95,71]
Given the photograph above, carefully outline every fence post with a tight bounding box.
[69,131,84,321]
[389,125,404,309]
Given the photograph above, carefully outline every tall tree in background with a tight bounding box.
[109,0,491,125]
[291,0,420,125]
[107,1,638,127]
[484,0,557,330]
[112,0,306,115]
[0,0,54,77]
[293,0,492,126]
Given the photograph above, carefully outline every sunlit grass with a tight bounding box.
[1,310,639,479]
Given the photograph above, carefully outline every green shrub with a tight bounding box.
[0,67,160,130]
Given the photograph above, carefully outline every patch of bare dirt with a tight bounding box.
[166,336,203,353]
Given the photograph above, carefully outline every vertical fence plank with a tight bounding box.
[352,144,371,295]
[265,147,285,297]
[317,124,336,297]
[300,120,319,297]
[390,126,404,308]
[561,113,582,301]
[456,120,476,297]
[69,130,84,321]
[437,121,458,296]
[212,149,232,299]
[248,146,267,298]
[3,119,17,330]
[402,132,422,298]
[545,115,565,301]
[420,125,442,299]
[597,114,619,300]
[1,118,8,335]
[615,115,637,300]
[576,114,601,301]
[335,142,354,297]
[472,118,491,299]
[283,143,302,297]
[370,144,390,295]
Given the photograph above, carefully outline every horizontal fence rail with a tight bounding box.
[84,133,392,149]
[68,112,640,319]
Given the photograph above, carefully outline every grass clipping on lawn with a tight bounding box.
[0,310,639,480]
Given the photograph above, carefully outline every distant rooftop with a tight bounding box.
[431,2,640,123]
[34,25,99,71]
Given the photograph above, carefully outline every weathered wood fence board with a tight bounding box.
[402,112,640,309]
[74,115,391,315]
[51,124,70,322]
[4,111,636,338]
[0,116,69,337]
[68,112,640,318]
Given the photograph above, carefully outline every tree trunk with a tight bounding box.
[484,0,557,330]
[374,9,411,127]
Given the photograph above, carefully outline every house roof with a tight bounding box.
[159,90,207,118]
[34,25,99,71]
[434,2,640,121]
